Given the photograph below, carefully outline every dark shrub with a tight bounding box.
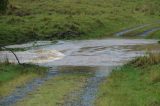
[0,0,8,14]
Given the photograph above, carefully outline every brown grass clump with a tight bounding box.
[130,52,160,67]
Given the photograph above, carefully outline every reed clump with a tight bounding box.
[130,52,160,67]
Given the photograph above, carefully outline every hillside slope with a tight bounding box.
[0,0,160,44]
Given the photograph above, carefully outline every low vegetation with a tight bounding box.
[0,0,160,45]
[0,63,47,98]
[148,30,160,39]
[96,53,160,106]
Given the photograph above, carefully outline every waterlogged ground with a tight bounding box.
[0,39,160,106]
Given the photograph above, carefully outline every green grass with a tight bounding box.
[0,63,47,98]
[0,0,160,45]
[96,53,160,106]
[118,23,160,38]
[15,71,92,106]
[0,47,26,52]
[148,30,160,39]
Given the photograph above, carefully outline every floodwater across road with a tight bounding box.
[0,39,160,106]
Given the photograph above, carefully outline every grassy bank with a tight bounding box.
[96,53,160,106]
[15,71,92,106]
[148,30,160,39]
[0,0,160,45]
[0,63,47,98]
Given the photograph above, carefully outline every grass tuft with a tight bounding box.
[130,53,160,67]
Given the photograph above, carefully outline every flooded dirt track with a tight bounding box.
[115,24,150,36]
[115,21,160,37]
[0,39,160,106]
[139,27,160,37]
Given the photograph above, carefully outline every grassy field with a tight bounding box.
[0,0,160,45]
[15,71,92,106]
[96,53,160,106]
[0,63,47,98]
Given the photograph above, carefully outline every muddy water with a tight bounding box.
[0,39,159,106]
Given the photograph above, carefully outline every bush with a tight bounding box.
[0,0,8,14]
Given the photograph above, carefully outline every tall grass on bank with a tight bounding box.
[130,52,160,67]
[0,63,48,84]
[96,53,160,106]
